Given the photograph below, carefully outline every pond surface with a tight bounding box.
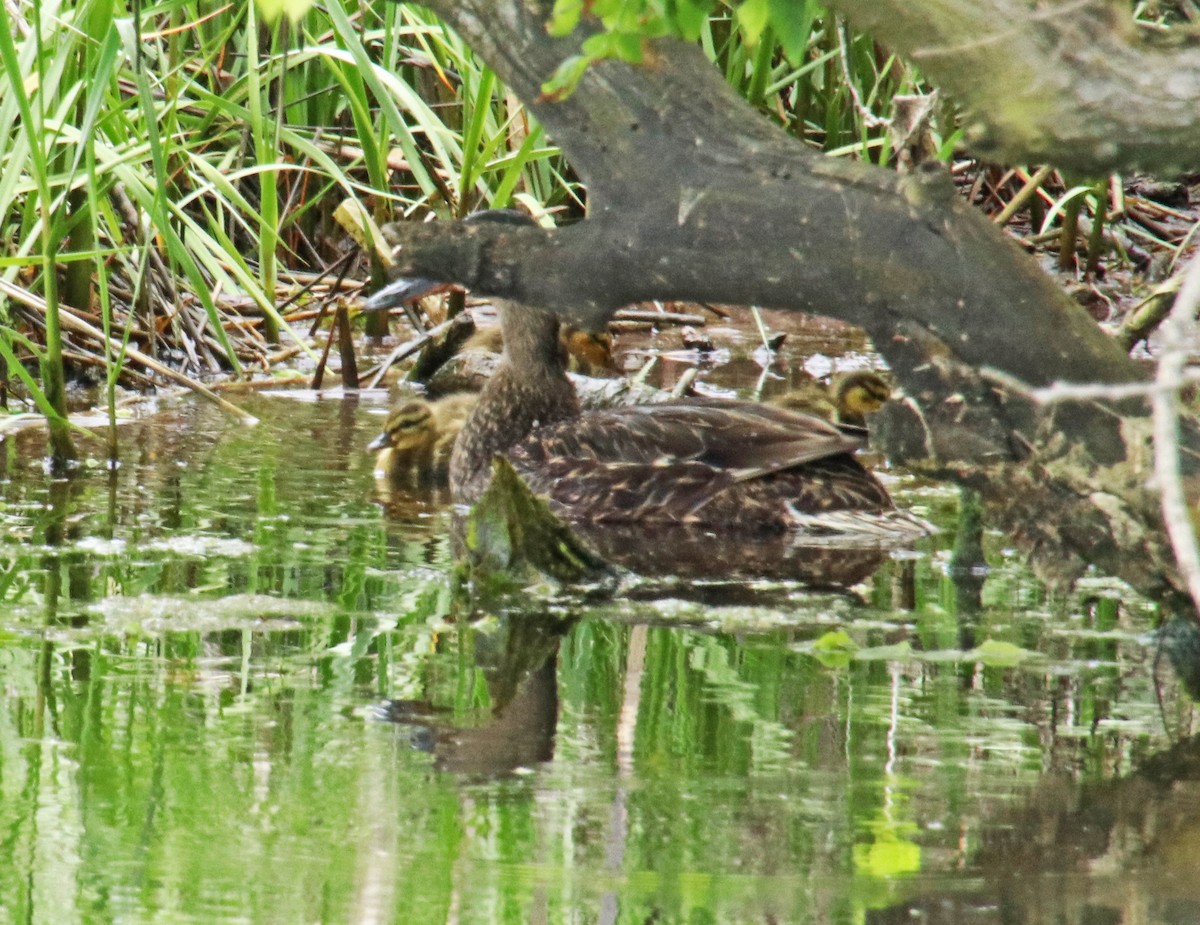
[1,378,1198,925]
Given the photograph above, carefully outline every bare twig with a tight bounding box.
[1152,252,1200,623]
[669,366,698,398]
[992,164,1055,227]
[837,20,890,131]
[364,318,455,389]
[980,366,1200,404]
[613,308,706,326]
[1118,273,1183,351]
[0,279,256,424]
[277,251,357,316]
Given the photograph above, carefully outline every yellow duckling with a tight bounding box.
[771,371,892,428]
[368,392,478,484]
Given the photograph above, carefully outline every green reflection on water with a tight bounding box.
[0,394,1193,924]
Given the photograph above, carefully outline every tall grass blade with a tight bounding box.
[0,2,75,466]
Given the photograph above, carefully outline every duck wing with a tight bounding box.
[505,398,889,527]
[511,450,891,527]
[522,398,866,480]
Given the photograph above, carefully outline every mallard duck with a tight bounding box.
[365,211,925,536]
[368,392,477,483]
[771,371,892,427]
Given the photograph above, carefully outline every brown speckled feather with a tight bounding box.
[506,398,892,529]
[518,399,864,476]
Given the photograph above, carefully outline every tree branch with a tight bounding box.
[827,0,1200,174]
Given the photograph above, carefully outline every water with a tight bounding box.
[0,384,1196,925]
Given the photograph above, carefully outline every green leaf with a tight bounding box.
[581,30,645,65]
[769,0,818,65]
[812,629,857,653]
[547,0,585,37]
[809,629,859,667]
[255,0,293,24]
[736,0,771,46]
[853,829,922,877]
[590,0,626,19]
[540,54,595,101]
[854,641,914,661]
[670,0,714,41]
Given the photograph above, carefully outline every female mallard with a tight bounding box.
[366,212,923,535]
[368,392,477,483]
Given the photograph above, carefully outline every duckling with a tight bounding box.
[833,371,892,427]
[465,322,616,376]
[772,371,893,428]
[427,321,615,396]
[368,392,478,484]
[365,212,926,536]
[561,325,617,376]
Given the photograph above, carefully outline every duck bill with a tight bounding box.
[366,431,391,451]
[362,276,442,312]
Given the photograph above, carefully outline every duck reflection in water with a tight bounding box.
[375,615,564,776]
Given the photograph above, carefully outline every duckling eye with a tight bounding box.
[392,414,428,432]
[385,402,434,432]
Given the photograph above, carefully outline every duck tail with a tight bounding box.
[784,504,936,544]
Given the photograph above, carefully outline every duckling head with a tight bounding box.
[561,326,615,375]
[832,371,892,426]
[368,401,437,453]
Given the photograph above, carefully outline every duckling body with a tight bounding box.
[369,392,477,484]
[367,211,919,536]
[561,326,616,376]
[771,371,892,427]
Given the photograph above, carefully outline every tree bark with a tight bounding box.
[828,0,1200,176]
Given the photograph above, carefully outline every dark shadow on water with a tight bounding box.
[376,612,568,777]
[869,731,1200,924]
[1159,615,1200,702]
[377,466,900,591]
